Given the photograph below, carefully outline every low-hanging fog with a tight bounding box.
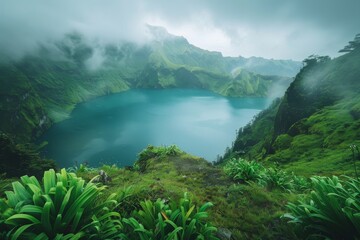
[1,0,359,61]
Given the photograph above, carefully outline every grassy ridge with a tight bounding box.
[224,46,360,177]
[71,146,298,239]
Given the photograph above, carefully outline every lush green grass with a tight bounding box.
[223,158,310,192]
[268,96,360,176]
[2,32,359,239]
[222,47,360,178]
[0,152,295,239]
[4,143,360,239]
[71,147,298,239]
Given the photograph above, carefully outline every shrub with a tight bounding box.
[224,158,310,192]
[1,169,123,239]
[138,145,182,161]
[284,176,360,239]
[223,158,264,183]
[122,193,219,240]
[66,163,96,174]
[135,145,183,172]
[262,167,293,191]
[263,168,310,191]
[291,174,311,192]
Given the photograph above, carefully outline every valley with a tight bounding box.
[0,27,299,142]
[0,1,359,238]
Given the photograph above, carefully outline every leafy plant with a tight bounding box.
[284,176,360,239]
[224,158,310,192]
[138,145,182,161]
[291,174,311,192]
[135,145,183,172]
[1,169,123,239]
[66,163,96,174]
[122,193,219,240]
[223,158,264,183]
[262,167,293,191]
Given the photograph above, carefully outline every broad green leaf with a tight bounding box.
[59,186,73,215]
[97,211,120,222]
[63,185,98,223]
[185,205,195,219]
[53,214,63,233]
[41,201,53,235]
[11,223,37,240]
[183,218,197,239]
[12,182,31,201]
[166,226,183,240]
[21,175,41,189]
[43,169,56,194]
[199,202,214,212]
[6,213,41,225]
[33,232,49,240]
[26,183,42,195]
[71,208,84,232]
[20,205,43,214]
[54,181,65,211]
[5,191,19,207]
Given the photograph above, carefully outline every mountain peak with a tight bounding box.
[146,25,188,43]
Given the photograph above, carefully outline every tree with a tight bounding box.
[302,55,330,68]
[339,33,360,53]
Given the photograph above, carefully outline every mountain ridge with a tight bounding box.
[0,26,300,142]
[221,44,360,176]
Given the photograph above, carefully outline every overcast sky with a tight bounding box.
[1,0,359,61]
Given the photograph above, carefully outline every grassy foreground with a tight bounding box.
[78,147,297,239]
[1,145,359,239]
[0,146,298,239]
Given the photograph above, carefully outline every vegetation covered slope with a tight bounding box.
[147,25,301,77]
[223,40,360,176]
[0,27,299,142]
[0,145,299,240]
[0,132,55,178]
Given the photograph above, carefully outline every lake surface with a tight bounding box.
[40,89,269,167]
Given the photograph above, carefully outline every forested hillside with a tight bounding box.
[0,27,299,142]
[224,35,360,176]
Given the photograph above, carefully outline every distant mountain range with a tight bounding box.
[0,26,301,141]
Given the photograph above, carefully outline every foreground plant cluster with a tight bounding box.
[1,145,360,239]
[285,176,360,239]
[0,167,218,239]
[223,158,309,192]
[223,158,360,239]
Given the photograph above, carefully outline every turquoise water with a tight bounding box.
[40,89,269,167]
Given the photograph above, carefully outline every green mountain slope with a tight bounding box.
[224,45,360,176]
[0,27,298,142]
[147,26,301,77]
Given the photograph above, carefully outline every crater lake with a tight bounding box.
[40,89,270,167]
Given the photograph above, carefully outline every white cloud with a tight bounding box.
[0,0,359,61]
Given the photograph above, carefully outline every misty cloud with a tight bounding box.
[1,0,359,61]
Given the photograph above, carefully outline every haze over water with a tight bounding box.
[40,89,269,167]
